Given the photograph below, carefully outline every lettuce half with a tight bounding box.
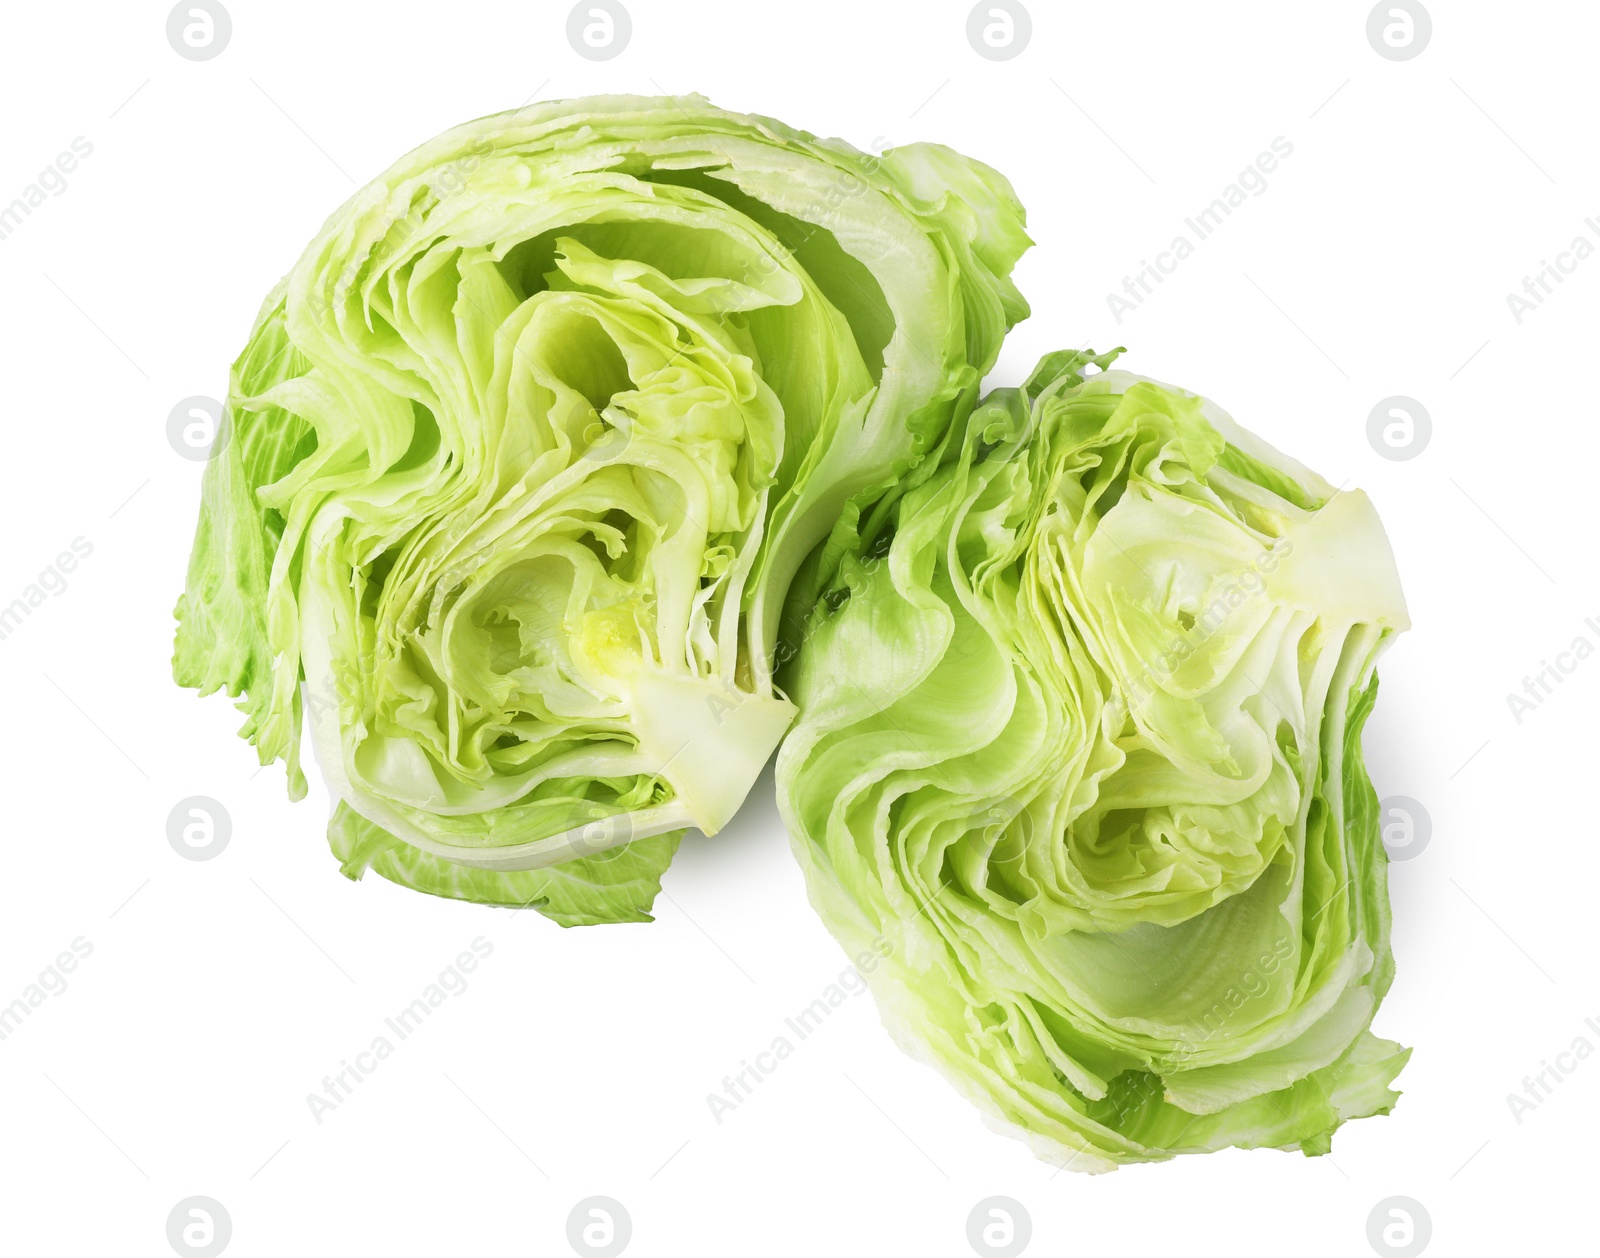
[173,95,1029,925]
[776,350,1411,1167]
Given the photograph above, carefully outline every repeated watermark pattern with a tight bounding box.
[167,797,232,862]
[166,3,232,61]
[0,2,1580,1253]
[567,2,631,60]
[306,938,494,1125]
[1505,1011,1600,1125]
[1366,1196,1431,1256]
[1504,218,1600,324]
[1366,396,1431,461]
[1379,796,1431,862]
[0,937,93,1044]
[0,537,94,645]
[1366,2,1432,61]
[167,396,229,461]
[706,937,891,1124]
[0,138,94,245]
[567,1196,631,1257]
[967,1196,1031,1257]
[1504,614,1600,724]
[966,3,1031,62]
[1106,138,1294,324]
[166,1196,231,1257]
[1122,535,1295,709]
[330,138,493,310]
[1165,933,1298,1063]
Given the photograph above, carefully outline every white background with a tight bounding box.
[0,1,1594,1255]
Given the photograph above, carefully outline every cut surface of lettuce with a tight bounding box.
[775,349,1410,1168]
[173,94,1029,923]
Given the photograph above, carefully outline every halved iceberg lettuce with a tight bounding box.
[777,350,1410,1166]
[174,95,1029,924]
